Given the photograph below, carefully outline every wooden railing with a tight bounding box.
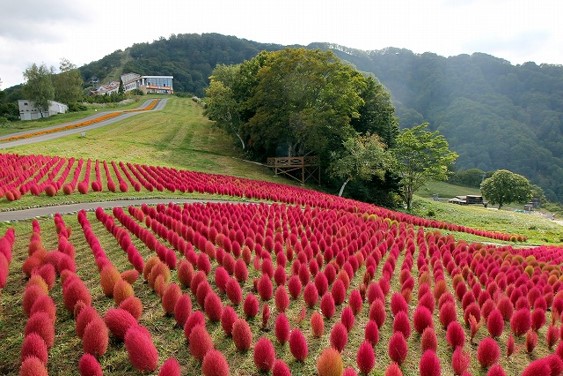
[266,156,320,185]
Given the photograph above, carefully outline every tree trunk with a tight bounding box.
[235,132,245,150]
[338,178,351,197]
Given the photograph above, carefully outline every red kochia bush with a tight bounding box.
[254,337,276,372]
[446,321,465,349]
[79,353,103,376]
[511,308,532,336]
[22,285,47,316]
[174,294,192,328]
[365,320,379,346]
[204,292,223,322]
[20,333,48,364]
[76,306,99,338]
[330,322,348,352]
[100,265,121,297]
[83,318,109,357]
[320,292,336,319]
[189,325,214,362]
[226,277,242,305]
[273,359,291,376]
[63,280,92,313]
[341,306,355,332]
[385,362,404,376]
[414,305,434,334]
[275,313,290,344]
[487,309,504,338]
[287,275,302,299]
[289,328,308,361]
[303,282,319,308]
[331,279,346,306]
[257,274,273,301]
[369,299,386,329]
[119,296,143,320]
[202,349,230,376]
[232,318,253,351]
[105,308,137,340]
[161,283,182,315]
[19,356,48,376]
[487,364,507,376]
[24,312,54,349]
[477,337,500,368]
[421,327,438,352]
[113,279,134,305]
[451,347,470,375]
[220,305,238,336]
[30,295,56,323]
[391,292,409,316]
[311,312,325,338]
[184,311,206,340]
[158,357,181,376]
[526,330,538,353]
[243,293,259,318]
[389,331,409,366]
[546,325,559,349]
[317,347,343,376]
[274,286,290,312]
[124,325,159,372]
[356,340,375,374]
[393,311,411,339]
[439,302,457,329]
[521,359,551,376]
[419,349,441,376]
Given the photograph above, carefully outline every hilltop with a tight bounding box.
[72,33,563,204]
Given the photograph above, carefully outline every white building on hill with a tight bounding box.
[18,100,68,121]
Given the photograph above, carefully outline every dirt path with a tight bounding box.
[0,99,167,149]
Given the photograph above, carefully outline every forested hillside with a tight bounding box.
[75,34,562,202]
[320,44,563,202]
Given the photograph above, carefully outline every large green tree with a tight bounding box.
[52,58,83,105]
[392,123,458,210]
[245,48,365,158]
[330,133,391,196]
[23,63,55,115]
[480,169,532,209]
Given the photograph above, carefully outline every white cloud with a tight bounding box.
[1,0,562,89]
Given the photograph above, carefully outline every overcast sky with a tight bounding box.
[1,0,561,88]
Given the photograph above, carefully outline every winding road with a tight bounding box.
[0,99,167,149]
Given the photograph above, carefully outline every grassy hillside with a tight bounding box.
[6,97,276,182]
[2,95,560,246]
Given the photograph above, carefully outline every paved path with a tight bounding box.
[0,197,248,222]
[0,99,167,149]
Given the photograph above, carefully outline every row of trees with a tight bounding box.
[22,59,83,115]
[204,48,459,210]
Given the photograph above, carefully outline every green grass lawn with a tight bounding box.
[0,97,148,138]
[5,97,276,183]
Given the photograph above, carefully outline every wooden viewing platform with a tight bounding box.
[267,156,320,185]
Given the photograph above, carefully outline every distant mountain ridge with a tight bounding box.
[78,33,563,202]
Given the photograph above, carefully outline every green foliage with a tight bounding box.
[204,48,400,203]
[246,48,363,158]
[480,169,533,209]
[23,63,55,114]
[392,123,458,210]
[52,58,84,105]
[449,168,486,188]
[330,134,391,196]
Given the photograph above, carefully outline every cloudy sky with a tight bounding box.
[1,0,561,88]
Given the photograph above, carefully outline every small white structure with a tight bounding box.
[91,81,120,96]
[18,100,68,121]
